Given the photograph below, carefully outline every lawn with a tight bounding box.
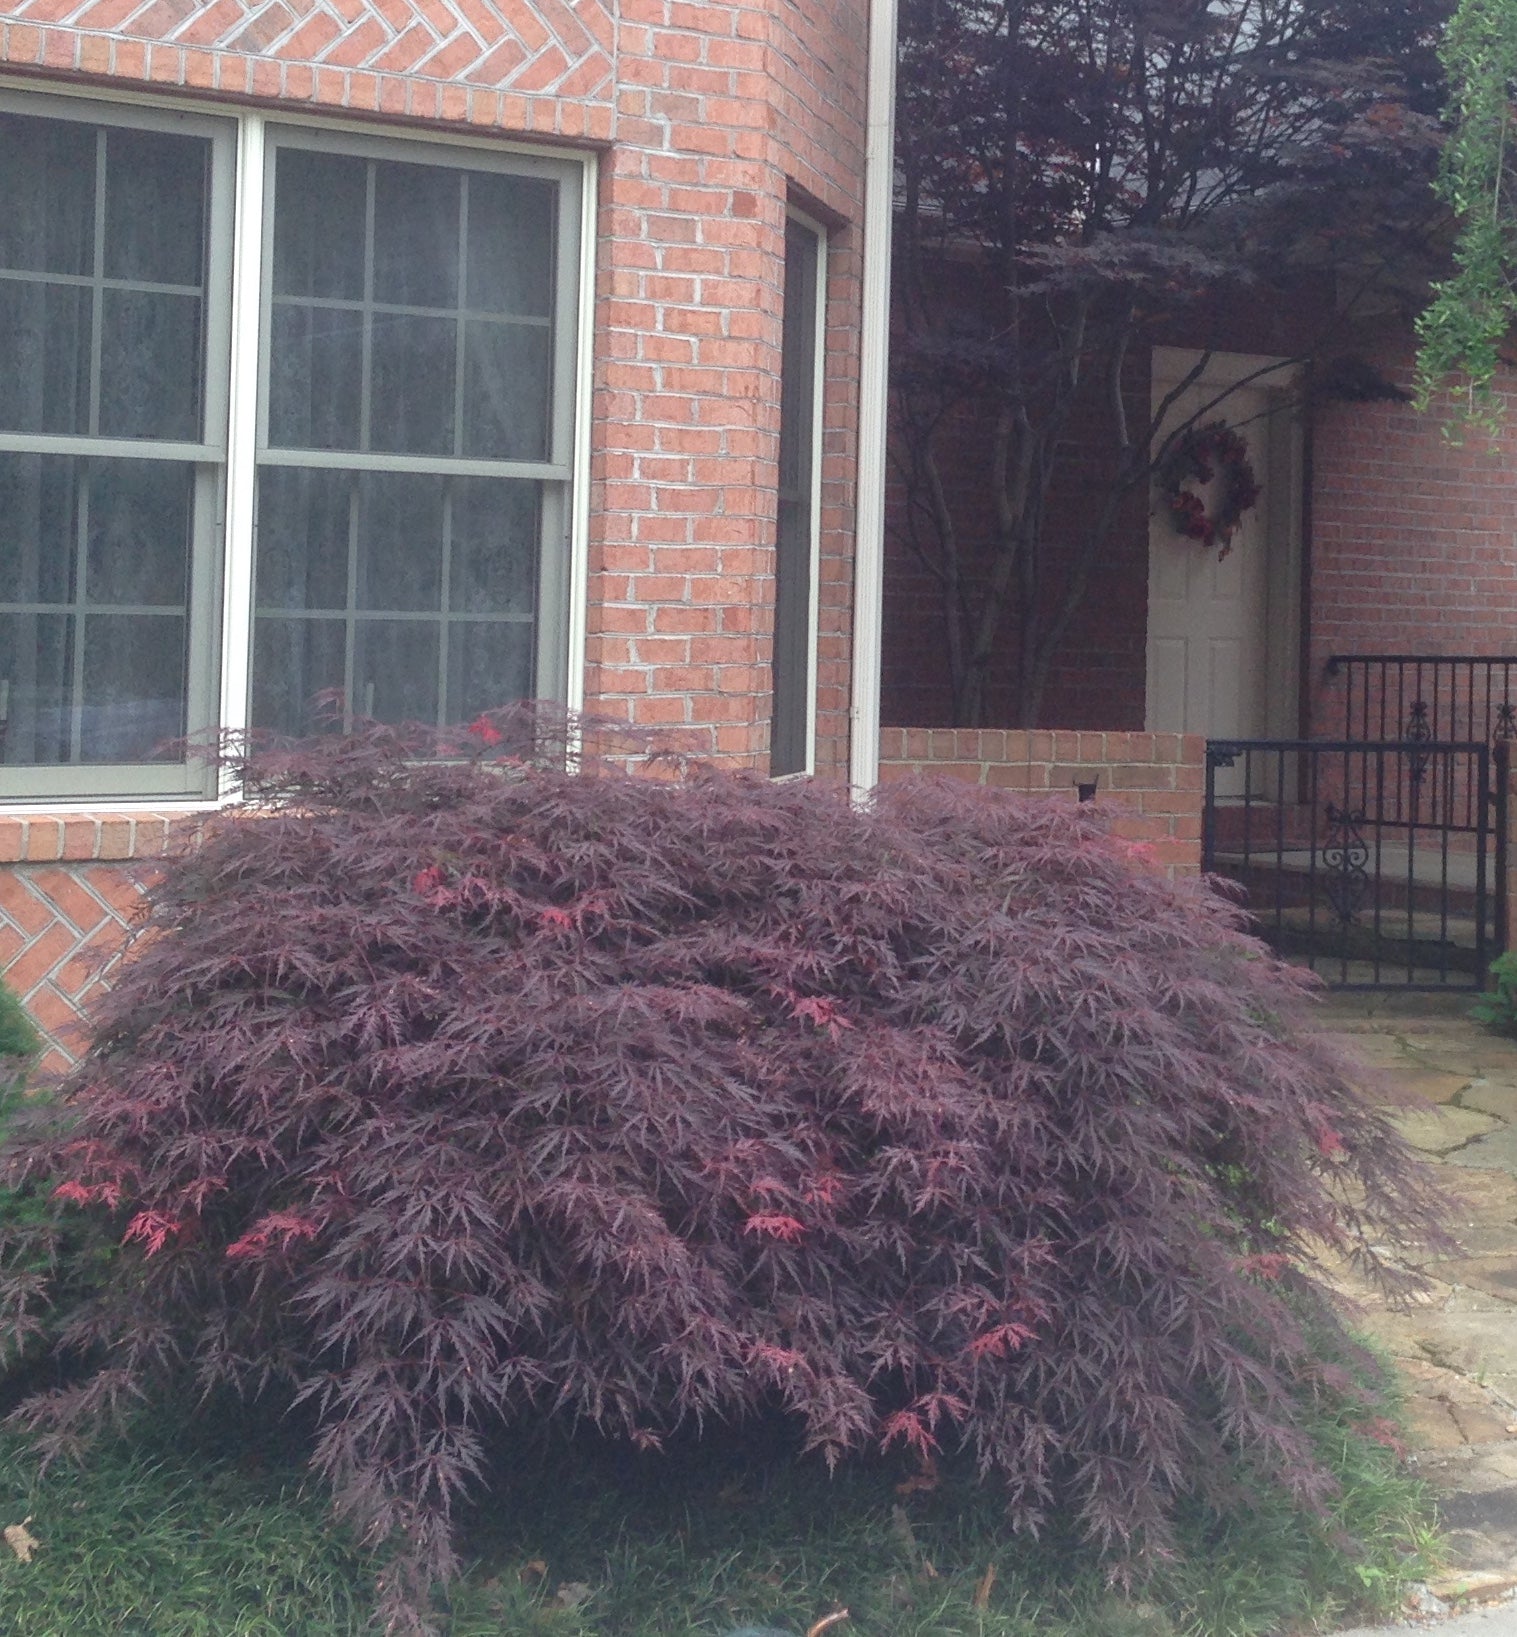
[0,1391,1434,1637]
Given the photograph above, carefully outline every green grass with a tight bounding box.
[0,1430,375,1636]
[0,1365,1435,1637]
[439,1387,1435,1637]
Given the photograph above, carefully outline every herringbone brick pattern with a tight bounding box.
[0,864,153,1075]
[4,0,613,100]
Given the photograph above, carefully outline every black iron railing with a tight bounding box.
[1204,738,1499,990]
[1325,654,1517,747]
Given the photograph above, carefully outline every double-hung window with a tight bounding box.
[0,89,584,803]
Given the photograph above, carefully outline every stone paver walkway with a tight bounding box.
[1337,1601,1517,1637]
[1315,995,1517,1610]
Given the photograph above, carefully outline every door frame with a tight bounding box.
[1147,347,1305,740]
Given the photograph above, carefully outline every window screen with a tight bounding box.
[253,139,572,736]
[0,106,226,795]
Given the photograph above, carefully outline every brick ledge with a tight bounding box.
[0,813,205,865]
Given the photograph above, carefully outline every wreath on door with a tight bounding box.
[1157,420,1261,558]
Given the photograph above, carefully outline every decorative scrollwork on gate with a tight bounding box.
[1321,803,1370,926]
[1497,700,1517,742]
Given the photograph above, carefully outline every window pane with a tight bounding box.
[99,289,203,441]
[0,454,78,605]
[462,320,550,460]
[0,112,95,277]
[104,127,207,287]
[369,313,456,456]
[255,467,351,612]
[448,621,534,723]
[86,459,194,606]
[272,149,366,301]
[267,145,566,466]
[0,456,195,768]
[0,281,91,435]
[771,222,821,778]
[0,104,226,794]
[358,472,443,612]
[772,497,811,775]
[252,616,346,737]
[254,142,573,739]
[0,613,72,765]
[373,160,459,308]
[78,613,186,762]
[466,173,554,316]
[778,226,819,499]
[250,470,550,732]
[268,303,363,449]
[450,478,539,614]
[353,620,438,724]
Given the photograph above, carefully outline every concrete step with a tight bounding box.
[1213,850,1496,925]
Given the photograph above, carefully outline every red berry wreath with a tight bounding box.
[1157,420,1261,558]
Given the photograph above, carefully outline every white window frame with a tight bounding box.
[0,81,595,812]
[769,206,828,780]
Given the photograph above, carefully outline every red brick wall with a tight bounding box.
[877,727,1205,876]
[1309,347,1517,734]
[881,275,1332,734]
[0,0,875,1060]
[885,320,1517,743]
[0,817,191,1074]
[585,0,867,771]
[0,0,870,769]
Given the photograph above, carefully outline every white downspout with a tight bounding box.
[848,0,898,796]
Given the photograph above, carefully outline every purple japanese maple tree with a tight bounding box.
[0,725,1451,1631]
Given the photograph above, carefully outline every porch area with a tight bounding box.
[881,657,1517,992]
[1199,658,1517,988]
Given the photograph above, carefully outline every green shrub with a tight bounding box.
[1472,951,1517,1035]
[0,983,111,1396]
[0,984,37,1086]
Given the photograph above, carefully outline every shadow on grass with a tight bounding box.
[442,1393,1435,1637]
[0,1369,1435,1637]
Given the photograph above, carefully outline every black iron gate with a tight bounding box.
[1325,654,1517,746]
[1202,738,1506,990]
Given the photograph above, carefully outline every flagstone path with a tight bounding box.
[1316,996,1517,1605]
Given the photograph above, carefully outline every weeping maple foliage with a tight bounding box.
[0,723,1450,1633]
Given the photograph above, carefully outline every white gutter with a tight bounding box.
[848,0,898,796]
[217,110,266,801]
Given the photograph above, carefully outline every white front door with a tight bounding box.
[1145,353,1300,747]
